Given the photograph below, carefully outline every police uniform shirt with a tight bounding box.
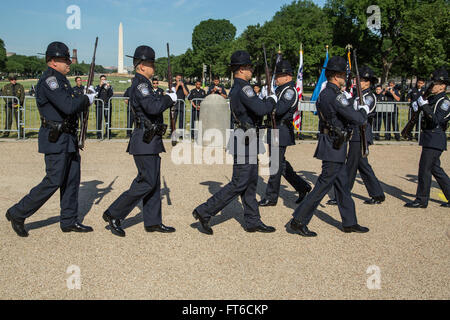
[267,80,298,147]
[349,88,377,145]
[207,84,227,97]
[375,92,386,102]
[73,85,85,98]
[408,87,425,102]
[127,73,173,155]
[2,82,25,105]
[419,91,450,151]
[188,88,206,100]
[153,87,164,96]
[95,83,114,103]
[314,82,368,163]
[36,67,89,154]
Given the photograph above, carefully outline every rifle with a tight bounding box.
[401,80,434,139]
[262,44,277,132]
[78,37,98,150]
[167,43,177,146]
[353,49,369,158]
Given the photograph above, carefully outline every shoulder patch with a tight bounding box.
[242,85,255,98]
[137,83,150,96]
[45,76,59,91]
[441,100,449,112]
[284,88,295,101]
[336,93,350,107]
[363,94,374,107]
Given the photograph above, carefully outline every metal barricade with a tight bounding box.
[190,98,203,137]
[298,101,318,134]
[372,102,416,140]
[22,96,104,139]
[90,99,105,139]
[175,99,186,136]
[0,96,22,139]
[107,97,130,139]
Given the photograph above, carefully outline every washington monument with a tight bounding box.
[118,22,125,74]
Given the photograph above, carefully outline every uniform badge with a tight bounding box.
[138,83,150,96]
[441,100,449,111]
[284,89,295,100]
[242,85,255,98]
[45,76,59,91]
[336,93,349,106]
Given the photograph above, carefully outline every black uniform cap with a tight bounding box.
[229,50,253,66]
[325,56,347,73]
[359,65,378,84]
[45,41,71,59]
[430,67,449,85]
[126,45,156,67]
[275,60,293,76]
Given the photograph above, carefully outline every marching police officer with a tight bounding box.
[192,50,277,235]
[288,56,370,237]
[102,45,178,237]
[346,66,385,204]
[5,42,96,237]
[405,67,450,208]
[259,60,311,207]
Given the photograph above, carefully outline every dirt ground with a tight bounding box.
[0,139,449,300]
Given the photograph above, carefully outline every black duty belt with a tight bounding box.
[41,118,77,135]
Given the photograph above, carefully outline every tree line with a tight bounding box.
[155,0,449,85]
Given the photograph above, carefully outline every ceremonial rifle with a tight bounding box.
[167,43,177,146]
[78,37,98,150]
[262,44,277,131]
[353,49,370,158]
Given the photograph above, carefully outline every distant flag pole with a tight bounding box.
[345,44,354,96]
[293,43,303,132]
[310,45,329,102]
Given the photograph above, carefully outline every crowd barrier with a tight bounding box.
[2,96,448,140]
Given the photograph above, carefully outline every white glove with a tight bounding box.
[168,92,178,103]
[353,99,359,111]
[412,101,419,112]
[358,104,370,114]
[87,85,97,95]
[268,94,278,104]
[343,91,353,99]
[86,93,96,105]
[417,96,428,107]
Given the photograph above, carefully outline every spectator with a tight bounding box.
[406,77,426,140]
[2,74,25,137]
[171,73,189,131]
[95,75,114,139]
[73,76,85,97]
[383,80,401,141]
[373,84,387,141]
[29,85,36,97]
[187,80,206,138]
[253,83,264,100]
[152,78,164,96]
[124,86,133,137]
[207,76,227,99]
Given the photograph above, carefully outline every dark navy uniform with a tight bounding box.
[290,56,370,237]
[346,66,385,204]
[172,80,188,130]
[103,46,176,237]
[405,68,450,208]
[406,82,426,139]
[373,88,386,140]
[207,83,227,98]
[124,86,133,137]
[95,82,113,139]
[73,85,85,98]
[193,50,276,234]
[260,60,311,206]
[6,42,92,236]
[187,87,206,137]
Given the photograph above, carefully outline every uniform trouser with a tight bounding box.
[373,112,384,138]
[416,147,450,205]
[173,101,184,130]
[3,104,22,134]
[385,108,400,139]
[191,106,200,138]
[108,155,162,227]
[8,152,81,228]
[293,161,358,227]
[346,141,384,198]
[195,162,262,228]
[264,145,310,203]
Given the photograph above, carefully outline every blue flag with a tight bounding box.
[310,51,329,102]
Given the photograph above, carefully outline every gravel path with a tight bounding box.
[0,140,449,299]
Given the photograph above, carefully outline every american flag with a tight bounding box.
[293,46,303,132]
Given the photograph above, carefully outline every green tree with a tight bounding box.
[0,38,6,71]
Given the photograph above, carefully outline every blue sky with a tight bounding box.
[0,0,325,67]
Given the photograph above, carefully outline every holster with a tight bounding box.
[142,119,168,144]
[322,126,352,150]
[41,118,78,143]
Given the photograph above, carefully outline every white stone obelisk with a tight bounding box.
[118,22,125,74]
